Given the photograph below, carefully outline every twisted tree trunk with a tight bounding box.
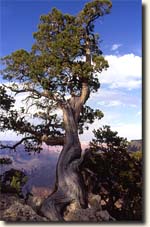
[40,44,90,220]
[40,102,88,221]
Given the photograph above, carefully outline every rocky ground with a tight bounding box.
[0,193,115,222]
[0,194,47,221]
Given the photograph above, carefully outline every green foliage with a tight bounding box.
[10,176,22,192]
[0,157,12,164]
[0,0,112,96]
[1,3,110,94]
[130,151,142,161]
[0,0,111,149]
[0,86,15,111]
[81,126,142,221]
[90,125,128,151]
[78,106,104,134]
[0,168,28,196]
[78,0,112,30]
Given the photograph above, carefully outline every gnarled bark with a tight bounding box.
[40,102,88,221]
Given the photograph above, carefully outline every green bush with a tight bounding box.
[81,126,142,221]
[0,168,28,196]
[0,157,12,164]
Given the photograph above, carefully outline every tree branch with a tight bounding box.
[3,84,45,98]
[80,82,90,105]
[0,136,35,151]
[2,84,64,105]
[41,135,64,146]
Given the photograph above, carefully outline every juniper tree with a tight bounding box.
[0,0,112,220]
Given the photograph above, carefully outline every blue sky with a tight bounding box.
[0,0,141,56]
[0,0,142,141]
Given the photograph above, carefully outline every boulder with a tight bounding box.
[88,193,102,209]
[0,194,47,222]
[64,193,115,222]
[64,204,115,222]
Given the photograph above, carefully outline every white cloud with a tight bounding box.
[80,111,122,143]
[111,43,122,51]
[99,53,142,89]
[130,104,137,108]
[109,80,141,90]
[111,123,142,140]
[137,110,142,116]
[0,130,22,141]
[90,87,140,110]
[98,100,124,107]
[80,118,142,143]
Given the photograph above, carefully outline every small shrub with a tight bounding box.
[0,168,28,196]
[81,126,142,221]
